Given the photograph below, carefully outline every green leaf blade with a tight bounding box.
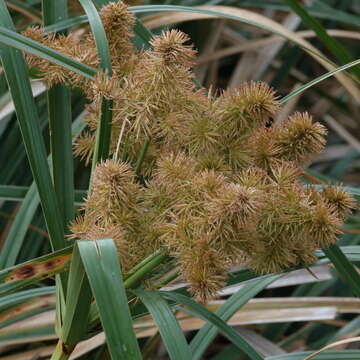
[78,238,142,360]
[135,289,192,360]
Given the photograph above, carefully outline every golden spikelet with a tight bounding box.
[321,185,357,220]
[215,81,280,133]
[99,1,135,69]
[303,200,342,249]
[232,167,269,189]
[150,29,197,69]
[273,112,327,163]
[154,152,197,185]
[73,132,96,166]
[269,161,302,186]
[249,127,280,169]
[180,235,228,303]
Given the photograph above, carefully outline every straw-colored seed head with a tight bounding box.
[269,161,302,186]
[154,152,197,184]
[216,81,280,132]
[52,1,353,302]
[304,200,342,249]
[233,167,269,189]
[150,29,197,68]
[179,235,228,302]
[321,186,356,220]
[274,112,327,163]
[73,132,95,166]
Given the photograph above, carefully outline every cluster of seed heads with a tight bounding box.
[24,1,356,301]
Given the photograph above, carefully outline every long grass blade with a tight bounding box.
[280,59,360,103]
[61,244,92,346]
[161,291,264,360]
[323,244,360,298]
[0,246,73,296]
[284,0,360,79]
[78,238,142,360]
[42,0,74,231]
[0,286,54,311]
[0,2,66,291]
[190,274,281,360]
[267,350,360,360]
[135,289,192,360]
[0,184,39,268]
[77,0,113,172]
[0,185,86,204]
[0,26,97,78]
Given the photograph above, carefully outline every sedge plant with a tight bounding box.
[0,1,359,359]
[22,1,356,302]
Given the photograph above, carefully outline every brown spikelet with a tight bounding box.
[68,214,91,241]
[73,132,96,165]
[206,183,260,229]
[274,112,327,164]
[216,81,280,133]
[154,152,197,185]
[191,170,227,197]
[248,185,312,274]
[182,112,220,154]
[196,151,231,173]
[321,185,356,220]
[304,200,342,249]
[21,26,46,46]
[85,71,120,101]
[269,161,302,186]
[223,137,253,170]
[150,29,197,68]
[99,1,135,69]
[232,167,269,189]
[180,235,228,303]
[91,159,138,208]
[249,128,280,169]
[249,236,300,274]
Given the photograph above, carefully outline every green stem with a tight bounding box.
[124,251,168,289]
[153,269,180,289]
[135,138,151,175]
[50,340,75,360]
[124,249,165,280]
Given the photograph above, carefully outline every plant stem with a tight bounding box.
[124,249,165,280]
[135,138,151,175]
[124,251,168,289]
[50,340,75,360]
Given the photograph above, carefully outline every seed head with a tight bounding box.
[304,200,342,249]
[154,152,197,185]
[274,112,327,164]
[99,1,135,68]
[150,29,197,68]
[321,185,356,220]
[216,81,280,133]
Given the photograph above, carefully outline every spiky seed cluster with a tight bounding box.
[24,1,356,301]
[215,81,280,130]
